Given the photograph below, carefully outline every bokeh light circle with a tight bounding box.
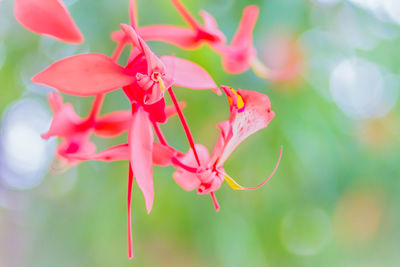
[281,208,332,256]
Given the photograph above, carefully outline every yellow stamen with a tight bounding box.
[224,174,245,190]
[157,75,166,92]
[228,88,245,111]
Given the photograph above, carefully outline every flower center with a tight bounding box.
[227,87,245,112]
[151,72,166,92]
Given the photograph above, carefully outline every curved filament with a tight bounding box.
[224,146,283,190]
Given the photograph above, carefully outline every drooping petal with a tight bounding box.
[215,87,275,166]
[94,111,131,138]
[129,107,154,213]
[139,25,200,49]
[14,0,83,43]
[161,56,220,94]
[32,53,135,96]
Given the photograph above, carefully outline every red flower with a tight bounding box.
[172,87,282,202]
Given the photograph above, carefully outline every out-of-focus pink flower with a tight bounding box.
[172,86,282,199]
[123,0,260,75]
[43,92,185,165]
[258,32,304,82]
[14,0,83,43]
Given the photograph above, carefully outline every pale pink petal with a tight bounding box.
[94,111,131,138]
[32,53,135,96]
[215,87,275,166]
[152,143,176,166]
[42,103,81,139]
[172,144,209,191]
[129,107,154,213]
[14,0,83,43]
[68,142,174,167]
[173,170,200,191]
[209,120,230,164]
[161,56,220,94]
[111,30,128,43]
[71,143,129,161]
[139,25,200,49]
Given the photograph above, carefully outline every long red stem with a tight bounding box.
[87,94,104,121]
[167,88,220,210]
[168,88,201,165]
[170,0,201,30]
[152,121,168,146]
[127,165,134,258]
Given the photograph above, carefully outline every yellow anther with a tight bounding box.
[151,72,166,92]
[224,174,244,190]
[230,88,245,110]
[157,75,166,92]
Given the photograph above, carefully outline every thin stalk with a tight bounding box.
[167,88,220,210]
[167,88,201,165]
[152,121,168,146]
[127,165,134,258]
[170,0,200,30]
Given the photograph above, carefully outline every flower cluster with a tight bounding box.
[15,0,282,258]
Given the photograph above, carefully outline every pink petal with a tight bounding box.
[111,30,128,44]
[94,111,131,138]
[199,11,226,43]
[67,142,174,167]
[42,103,81,139]
[231,5,259,48]
[215,87,275,166]
[152,143,177,166]
[72,143,130,161]
[172,144,209,191]
[47,92,63,113]
[14,0,83,43]
[129,107,154,213]
[161,56,220,94]
[139,25,200,49]
[32,53,135,96]
[120,24,165,74]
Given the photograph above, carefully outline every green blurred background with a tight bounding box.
[1,0,400,266]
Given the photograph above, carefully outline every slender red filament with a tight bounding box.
[167,88,220,210]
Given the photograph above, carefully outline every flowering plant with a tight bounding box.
[13,0,282,258]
